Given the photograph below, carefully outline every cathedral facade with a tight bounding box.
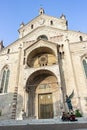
[0,8,87,120]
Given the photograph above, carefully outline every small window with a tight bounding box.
[79,36,83,41]
[7,49,10,54]
[31,24,34,29]
[50,20,53,25]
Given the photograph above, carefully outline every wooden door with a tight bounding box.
[38,93,53,119]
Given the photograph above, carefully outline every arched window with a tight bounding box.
[79,36,83,41]
[7,49,10,54]
[0,66,10,93]
[83,58,87,77]
[37,35,48,40]
[31,24,34,29]
[50,20,53,25]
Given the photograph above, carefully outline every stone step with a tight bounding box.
[0,117,87,126]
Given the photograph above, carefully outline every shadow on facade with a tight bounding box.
[0,93,23,120]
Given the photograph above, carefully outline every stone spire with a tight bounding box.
[60,14,66,20]
[0,40,4,51]
[39,8,45,15]
[20,22,25,28]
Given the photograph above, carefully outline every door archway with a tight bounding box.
[26,70,59,119]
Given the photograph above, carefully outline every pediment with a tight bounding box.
[19,13,64,32]
[18,12,67,39]
[24,39,57,55]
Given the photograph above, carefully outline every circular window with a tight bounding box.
[38,55,48,66]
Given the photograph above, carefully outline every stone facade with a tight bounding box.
[0,8,87,120]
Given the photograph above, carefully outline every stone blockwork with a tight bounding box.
[0,93,23,120]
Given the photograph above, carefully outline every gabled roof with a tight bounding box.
[18,10,67,33]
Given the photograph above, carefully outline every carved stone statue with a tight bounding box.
[66,90,74,111]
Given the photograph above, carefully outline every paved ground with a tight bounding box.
[0,123,87,130]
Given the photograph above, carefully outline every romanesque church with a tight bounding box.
[0,8,87,120]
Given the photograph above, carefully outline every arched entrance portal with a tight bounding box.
[26,70,59,119]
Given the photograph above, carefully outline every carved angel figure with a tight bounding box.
[66,90,74,111]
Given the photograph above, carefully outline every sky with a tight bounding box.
[0,0,87,47]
